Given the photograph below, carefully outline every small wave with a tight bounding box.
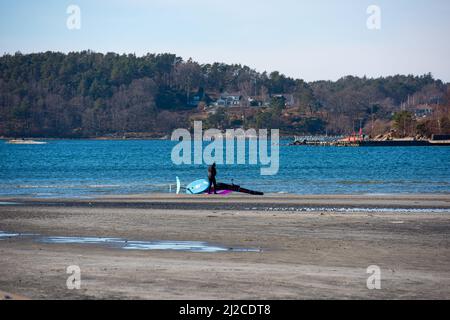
[15,184,124,189]
[87,185,121,188]
[16,185,79,189]
[337,180,384,185]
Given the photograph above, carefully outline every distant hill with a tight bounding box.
[0,51,448,138]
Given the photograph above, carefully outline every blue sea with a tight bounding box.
[1,139,449,198]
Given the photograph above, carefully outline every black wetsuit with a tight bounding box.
[208,165,217,194]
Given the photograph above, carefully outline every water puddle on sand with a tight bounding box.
[122,241,259,253]
[41,236,123,245]
[0,232,260,253]
[40,236,260,253]
[0,232,20,239]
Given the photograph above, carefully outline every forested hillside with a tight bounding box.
[0,51,448,138]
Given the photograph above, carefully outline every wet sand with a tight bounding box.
[0,194,450,299]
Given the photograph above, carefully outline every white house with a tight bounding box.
[214,92,242,106]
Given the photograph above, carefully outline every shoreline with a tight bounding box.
[1,193,450,299]
[0,137,170,141]
[2,193,450,211]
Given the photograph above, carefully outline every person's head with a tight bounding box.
[212,162,216,168]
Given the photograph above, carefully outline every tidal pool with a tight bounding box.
[34,235,261,253]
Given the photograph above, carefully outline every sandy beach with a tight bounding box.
[1,193,450,300]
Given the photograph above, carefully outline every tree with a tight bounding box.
[174,58,202,103]
[0,51,447,138]
[293,81,317,115]
[270,96,285,115]
[255,111,277,129]
[393,111,415,137]
[206,107,229,130]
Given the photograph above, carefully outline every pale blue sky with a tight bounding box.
[1,0,449,82]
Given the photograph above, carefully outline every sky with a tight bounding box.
[0,0,449,82]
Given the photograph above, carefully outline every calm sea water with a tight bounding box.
[1,139,449,198]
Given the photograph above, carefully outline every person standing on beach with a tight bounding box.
[208,163,218,194]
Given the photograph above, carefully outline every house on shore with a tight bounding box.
[272,93,295,107]
[414,104,434,118]
[209,92,297,108]
[213,92,242,107]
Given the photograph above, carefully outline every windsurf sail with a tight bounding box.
[184,179,264,196]
[216,183,264,196]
